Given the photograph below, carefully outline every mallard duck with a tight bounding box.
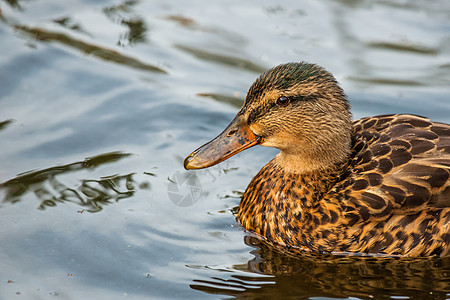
[184,62,450,257]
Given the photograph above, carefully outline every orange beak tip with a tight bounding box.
[183,151,201,170]
[183,155,192,170]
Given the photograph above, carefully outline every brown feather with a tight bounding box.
[238,114,450,257]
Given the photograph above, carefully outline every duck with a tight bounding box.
[184,62,450,257]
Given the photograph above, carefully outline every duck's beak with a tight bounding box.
[184,115,261,170]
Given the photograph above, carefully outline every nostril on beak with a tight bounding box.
[226,129,238,137]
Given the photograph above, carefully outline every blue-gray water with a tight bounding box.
[0,0,449,299]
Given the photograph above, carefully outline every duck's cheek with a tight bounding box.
[259,139,275,148]
[248,123,272,140]
[248,123,262,134]
[258,134,293,150]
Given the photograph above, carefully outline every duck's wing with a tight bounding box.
[341,114,450,221]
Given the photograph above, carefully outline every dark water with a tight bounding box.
[0,0,449,299]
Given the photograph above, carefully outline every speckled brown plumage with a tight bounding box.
[238,114,450,256]
[185,62,450,257]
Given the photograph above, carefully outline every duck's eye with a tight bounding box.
[276,96,290,106]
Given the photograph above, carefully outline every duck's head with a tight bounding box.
[184,62,352,173]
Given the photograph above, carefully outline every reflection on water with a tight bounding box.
[15,25,166,73]
[3,0,21,10]
[0,119,14,131]
[0,152,138,212]
[192,236,450,298]
[164,15,197,28]
[366,41,439,55]
[175,45,267,73]
[53,17,87,35]
[103,0,147,47]
[346,76,424,86]
[196,93,243,109]
[1,0,449,298]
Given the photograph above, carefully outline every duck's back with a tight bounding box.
[339,114,450,256]
[238,114,450,257]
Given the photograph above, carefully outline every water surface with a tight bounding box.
[0,0,449,299]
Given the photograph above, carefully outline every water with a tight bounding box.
[0,0,449,299]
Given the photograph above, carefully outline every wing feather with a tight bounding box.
[341,114,450,220]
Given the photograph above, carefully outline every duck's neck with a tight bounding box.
[273,152,330,174]
[271,123,352,174]
[238,159,347,247]
[273,148,349,174]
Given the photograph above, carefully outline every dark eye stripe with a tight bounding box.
[248,95,298,124]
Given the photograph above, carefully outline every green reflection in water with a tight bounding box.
[347,76,424,86]
[0,151,138,212]
[3,0,22,10]
[53,17,87,35]
[196,93,244,108]
[367,41,439,55]
[175,44,267,73]
[103,0,139,15]
[14,25,166,74]
[0,119,14,132]
[118,18,147,46]
[103,0,148,47]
